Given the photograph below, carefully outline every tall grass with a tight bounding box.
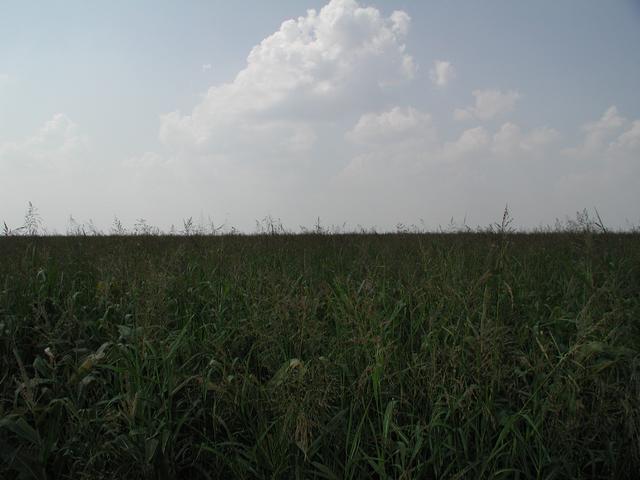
[1,232,639,478]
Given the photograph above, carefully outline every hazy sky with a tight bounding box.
[1,0,639,232]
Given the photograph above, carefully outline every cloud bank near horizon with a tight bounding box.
[1,0,638,231]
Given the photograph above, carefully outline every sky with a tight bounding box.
[1,0,639,232]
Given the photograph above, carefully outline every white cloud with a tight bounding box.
[3,2,639,232]
[429,60,455,87]
[555,109,640,221]
[340,106,437,182]
[0,114,88,170]
[587,105,625,132]
[562,106,640,164]
[335,105,640,229]
[343,108,559,173]
[159,0,415,162]
[583,106,624,152]
[492,122,560,156]
[123,151,167,169]
[612,120,640,152]
[0,114,97,230]
[453,108,473,121]
[346,106,434,144]
[455,89,521,121]
[564,106,626,157]
[442,126,490,159]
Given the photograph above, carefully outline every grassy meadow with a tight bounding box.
[1,231,639,478]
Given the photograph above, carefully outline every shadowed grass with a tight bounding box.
[1,232,639,478]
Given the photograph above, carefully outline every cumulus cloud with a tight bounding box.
[343,106,559,172]
[564,106,626,157]
[0,114,87,171]
[554,107,640,222]
[442,126,490,160]
[159,0,415,162]
[583,105,625,149]
[612,120,640,152]
[563,106,640,166]
[336,104,639,229]
[454,89,521,121]
[340,106,437,182]
[346,106,434,144]
[0,114,99,230]
[429,60,455,87]
[341,107,566,196]
[492,122,560,156]
[123,151,167,169]
[3,1,639,232]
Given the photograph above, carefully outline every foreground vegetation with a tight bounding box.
[1,232,639,479]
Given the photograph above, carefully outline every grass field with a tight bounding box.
[1,232,639,478]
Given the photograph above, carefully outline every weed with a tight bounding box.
[0,231,638,478]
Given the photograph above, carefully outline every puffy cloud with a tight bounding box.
[340,106,436,184]
[587,105,625,133]
[555,109,640,222]
[442,126,490,159]
[429,60,455,87]
[612,120,640,152]
[4,2,639,232]
[452,108,472,122]
[582,106,624,153]
[454,89,521,121]
[563,106,627,157]
[0,114,99,230]
[0,114,87,171]
[346,106,434,144]
[123,151,167,169]
[492,122,560,156]
[558,107,640,221]
[160,0,415,162]
[335,105,639,229]
[343,108,559,172]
